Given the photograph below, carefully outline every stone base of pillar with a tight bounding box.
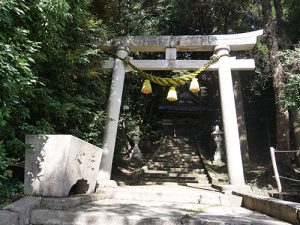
[130,147,143,161]
[213,151,222,164]
[96,180,118,190]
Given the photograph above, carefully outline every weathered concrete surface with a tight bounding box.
[3,196,41,225]
[0,210,19,225]
[30,198,290,225]
[40,194,106,210]
[97,30,263,52]
[25,135,102,197]
[234,191,300,224]
[99,185,243,206]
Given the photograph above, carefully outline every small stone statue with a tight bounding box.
[130,136,142,160]
[211,125,223,164]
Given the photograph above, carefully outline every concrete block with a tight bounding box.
[25,135,102,197]
[0,210,19,225]
[234,191,300,224]
[4,196,41,225]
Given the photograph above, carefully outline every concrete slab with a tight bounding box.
[99,185,243,206]
[30,198,291,225]
[25,135,102,197]
[0,210,19,225]
[3,196,41,225]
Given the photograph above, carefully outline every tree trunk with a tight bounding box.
[291,110,300,166]
[232,71,250,163]
[262,0,291,170]
[292,110,300,150]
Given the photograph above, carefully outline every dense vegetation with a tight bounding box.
[1,0,300,203]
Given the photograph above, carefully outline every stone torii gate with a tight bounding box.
[97,30,263,187]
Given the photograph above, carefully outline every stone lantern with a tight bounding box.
[211,125,224,164]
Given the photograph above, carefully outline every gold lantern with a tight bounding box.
[189,78,200,93]
[141,79,152,94]
[167,86,178,101]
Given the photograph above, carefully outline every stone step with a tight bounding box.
[143,171,207,178]
[156,152,198,155]
[137,177,201,184]
[146,168,205,173]
[154,157,199,162]
[156,152,198,157]
[151,161,201,166]
[156,155,199,159]
[116,180,212,186]
[151,158,201,163]
[154,157,200,162]
[143,169,169,174]
[116,180,209,186]
[150,162,202,168]
[114,175,208,184]
[157,151,198,155]
[140,176,208,183]
[115,177,210,185]
[149,161,203,169]
[147,167,202,172]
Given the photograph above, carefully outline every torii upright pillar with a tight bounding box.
[214,45,245,185]
[97,46,129,184]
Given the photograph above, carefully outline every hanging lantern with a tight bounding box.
[189,78,200,93]
[167,86,177,101]
[141,79,152,94]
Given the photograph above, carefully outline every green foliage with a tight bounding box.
[277,48,300,109]
[0,0,110,198]
[0,0,39,128]
[0,0,41,181]
[282,0,300,43]
[92,0,172,36]
[0,179,23,208]
[162,0,262,35]
[85,111,107,147]
[0,141,12,183]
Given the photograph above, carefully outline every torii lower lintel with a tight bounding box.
[101,58,255,71]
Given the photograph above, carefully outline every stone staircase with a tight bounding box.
[117,137,210,186]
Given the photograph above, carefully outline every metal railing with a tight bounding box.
[270,147,300,193]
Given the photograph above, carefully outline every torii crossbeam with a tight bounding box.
[96,30,263,188]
